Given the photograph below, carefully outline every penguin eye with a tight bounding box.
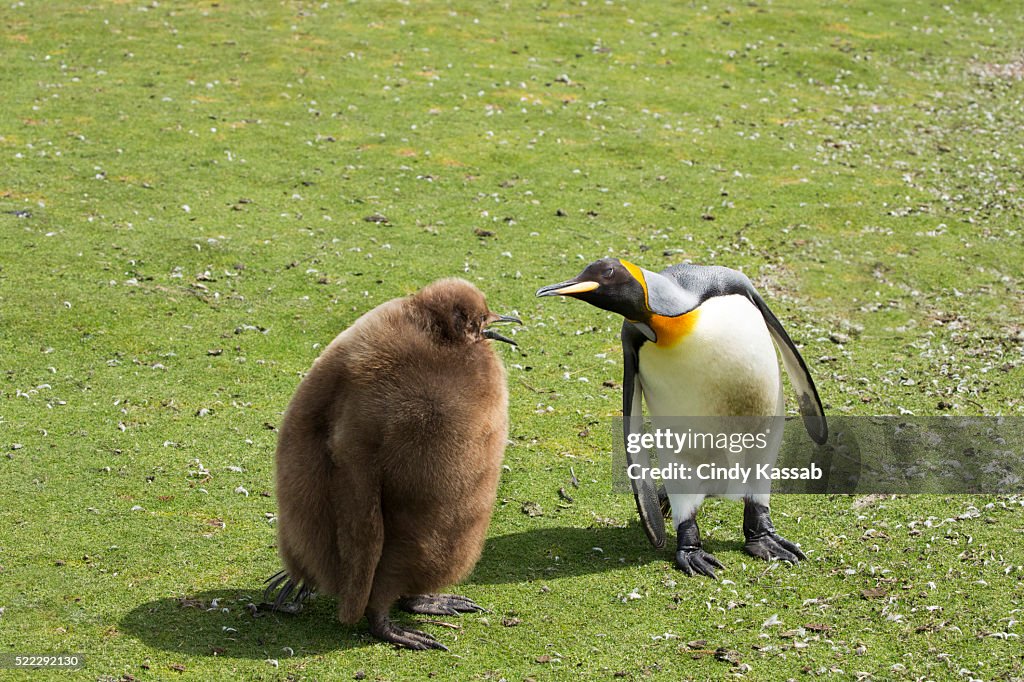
[602,267,614,280]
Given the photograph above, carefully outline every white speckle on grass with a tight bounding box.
[182,204,190,213]
[130,505,144,512]
[234,486,249,497]
[265,659,279,667]
[226,465,243,473]
[761,613,782,628]
[621,589,643,602]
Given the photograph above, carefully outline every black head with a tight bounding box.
[414,278,521,346]
[536,258,649,321]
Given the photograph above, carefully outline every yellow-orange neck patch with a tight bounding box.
[619,260,649,306]
[649,310,700,347]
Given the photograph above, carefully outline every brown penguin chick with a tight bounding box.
[264,278,519,650]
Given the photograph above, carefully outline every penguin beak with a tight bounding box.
[484,314,521,346]
[535,279,599,297]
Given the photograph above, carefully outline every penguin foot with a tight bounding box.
[743,533,807,564]
[399,594,486,616]
[369,615,449,651]
[674,516,722,578]
[742,500,807,564]
[675,547,724,578]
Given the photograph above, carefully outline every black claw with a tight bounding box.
[263,570,287,595]
[384,626,448,651]
[774,535,808,562]
[676,548,723,578]
[742,500,806,564]
[275,579,296,607]
[674,516,723,579]
[262,570,314,612]
[744,533,805,563]
[369,614,449,651]
[399,594,485,616]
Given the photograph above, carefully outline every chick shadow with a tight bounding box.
[120,523,671,659]
[120,587,369,660]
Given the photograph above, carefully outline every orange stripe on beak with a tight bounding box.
[544,280,599,295]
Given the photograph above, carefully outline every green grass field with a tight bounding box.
[2,1,1023,679]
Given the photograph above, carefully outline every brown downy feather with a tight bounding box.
[265,278,513,650]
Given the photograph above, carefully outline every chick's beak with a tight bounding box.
[484,313,521,346]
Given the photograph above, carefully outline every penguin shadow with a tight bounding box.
[120,588,372,659]
[466,523,667,584]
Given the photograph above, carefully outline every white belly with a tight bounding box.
[639,295,783,418]
[638,295,785,519]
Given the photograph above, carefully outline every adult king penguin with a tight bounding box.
[537,258,827,577]
[265,278,519,650]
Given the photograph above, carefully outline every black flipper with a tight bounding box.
[745,289,828,444]
[621,321,666,549]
